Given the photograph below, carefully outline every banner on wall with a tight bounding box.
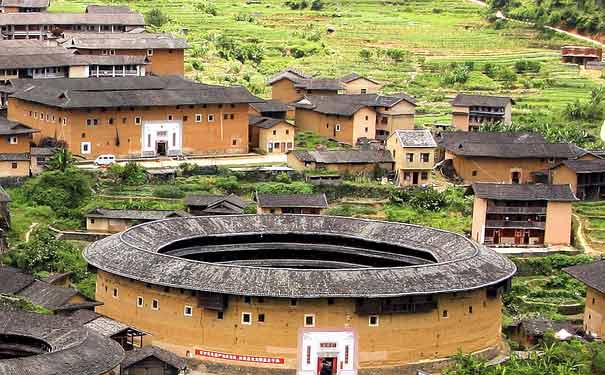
[195,349,285,364]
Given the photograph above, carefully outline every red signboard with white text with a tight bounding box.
[195,349,285,365]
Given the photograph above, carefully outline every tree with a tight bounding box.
[23,169,92,213]
[106,161,147,186]
[45,147,74,172]
[145,9,169,27]
[359,48,373,62]
[2,228,87,280]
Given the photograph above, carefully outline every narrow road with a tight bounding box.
[573,213,595,254]
[466,0,604,47]
[77,153,288,171]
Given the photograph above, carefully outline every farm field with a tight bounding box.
[50,0,605,138]
[574,201,605,252]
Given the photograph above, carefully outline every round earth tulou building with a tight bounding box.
[84,215,516,375]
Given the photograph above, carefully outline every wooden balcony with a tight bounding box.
[486,203,546,215]
[485,220,545,230]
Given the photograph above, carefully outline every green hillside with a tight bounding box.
[50,0,605,145]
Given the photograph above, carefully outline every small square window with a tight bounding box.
[232,139,237,146]
[335,124,341,132]
[257,297,264,303]
[208,114,215,122]
[286,129,289,135]
[421,172,428,180]
[224,113,229,120]
[195,114,202,123]
[152,299,159,310]
[183,115,188,122]
[272,130,277,135]
[258,313,265,322]
[217,311,224,320]
[442,310,448,318]
[108,118,114,125]
[112,288,118,298]
[9,136,17,144]
[369,315,379,327]
[135,117,142,125]
[304,314,315,327]
[147,49,153,56]
[290,299,297,306]
[62,118,67,125]
[365,116,369,120]
[122,117,127,124]
[11,162,17,169]
[242,312,252,325]
[327,298,334,305]
[81,142,91,154]
[184,305,193,317]
[137,296,144,307]
[364,127,368,133]
[230,114,235,120]
[472,170,478,177]
[244,296,251,304]
[468,306,473,314]
[406,153,414,162]
[168,115,173,121]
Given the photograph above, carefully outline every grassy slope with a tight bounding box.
[48,0,604,132]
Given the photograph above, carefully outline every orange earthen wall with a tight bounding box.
[8,98,249,158]
[584,287,605,338]
[95,271,504,371]
[452,156,553,184]
[77,48,185,76]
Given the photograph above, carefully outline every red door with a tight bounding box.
[514,230,523,245]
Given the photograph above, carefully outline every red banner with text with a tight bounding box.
[195,349,285,364]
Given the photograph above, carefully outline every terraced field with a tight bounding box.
[49,0,604,134]
[575,201,605,252]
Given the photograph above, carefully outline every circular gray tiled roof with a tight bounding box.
[84,215,516,298]
[0,311,124,375]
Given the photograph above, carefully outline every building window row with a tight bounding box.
[405,152,431,163]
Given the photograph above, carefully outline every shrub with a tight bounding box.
[386,48,407,62]
[285,0,308,9]
[482,62,497,78]
[514,59,542,73]
[441,64,470,85]
[145,9,169,27]
[256,182,313,194]
[22,169,91,213]
[274,172,292,184]
[310,0,324,10]
[215,176,240,193]
[106,161,147,185]
[153,185,185,199]
[359,48,373,61]
[512,254,594,276]
[2,228,88,281]
[195,1,218,16]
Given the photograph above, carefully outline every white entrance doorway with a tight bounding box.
[141,121,182,157]
[299,330,356,375]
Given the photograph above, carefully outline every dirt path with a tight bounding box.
[24,222,38,242]
[466,0,604,46]
[573,213,596,254]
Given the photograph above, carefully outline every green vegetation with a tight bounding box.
[295,131,341,150]
[2,228,96,298]
[574,201,605,251]
[385,186,472,234]
[491,0,605,35]
[445,338,605,375]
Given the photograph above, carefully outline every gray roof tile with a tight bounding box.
[472,183,578,201]
[452,93,513,107]
[121,346,187,370]
[83,215,517,298]
[564,260,605,294]
[9,76,261,108]
[558,159,605,173]
[86,208,190,220]
[392,129,436,148]
[291,149,394,164]
[0,311,124,375]
[256,193,328,208]
[0,12,145,26]
[61,32,188,50]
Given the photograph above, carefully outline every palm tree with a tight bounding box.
[45,147,75,172]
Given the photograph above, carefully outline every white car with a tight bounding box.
[94,154,116,166]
